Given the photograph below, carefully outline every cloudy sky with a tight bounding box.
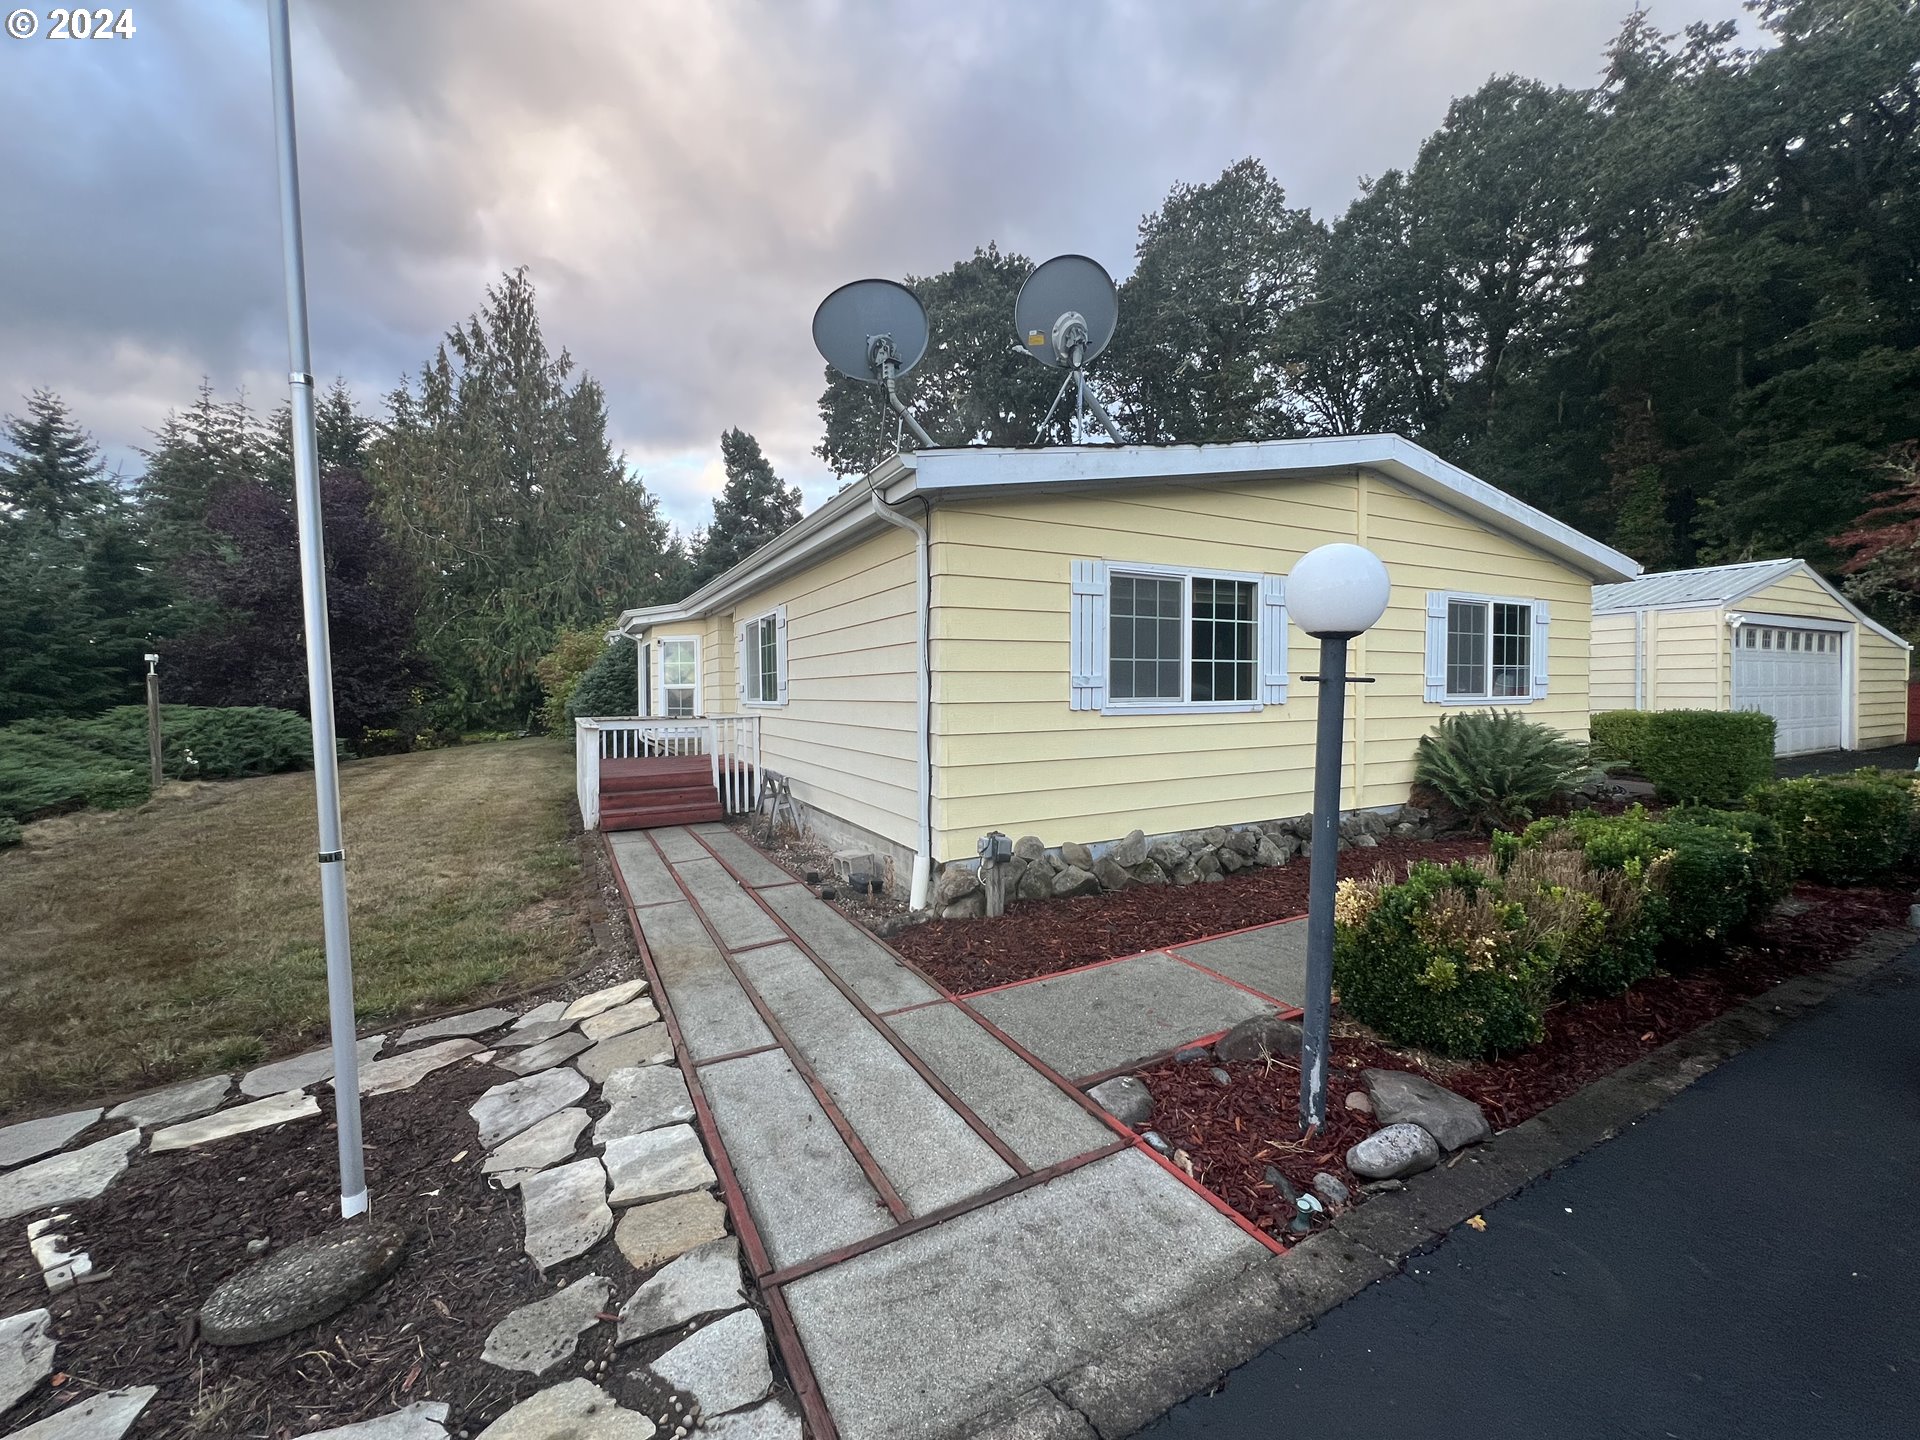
[0,0,1750,535]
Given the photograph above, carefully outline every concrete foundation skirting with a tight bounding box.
[959,926,1917,1440]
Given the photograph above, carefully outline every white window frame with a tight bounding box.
[1424,590,1549,705]
[656,635,702,719]
[735,606,788,709]
[1084,559,1283,716]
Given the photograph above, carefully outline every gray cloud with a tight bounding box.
[0,0,1747,528]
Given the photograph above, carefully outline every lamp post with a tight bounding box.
[1287,543,1391,1135]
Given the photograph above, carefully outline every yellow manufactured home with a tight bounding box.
[610,436,1638,903]
[1592,560,1912,757]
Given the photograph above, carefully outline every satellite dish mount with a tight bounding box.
[812,279,936,450]
[1016,254,1126,444]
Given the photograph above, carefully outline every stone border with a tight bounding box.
[957,925,1917,1440]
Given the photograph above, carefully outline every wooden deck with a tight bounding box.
[598,755,754,831]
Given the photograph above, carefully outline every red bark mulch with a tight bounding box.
[1139,880,1913,1240]
[894,837,1490,993]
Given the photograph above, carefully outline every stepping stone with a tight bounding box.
[200,1220,408,1345]
[646,1307,771,1418]
[578,1025,674,1085]
[471,1068,590,1150]
[615,1236,743,1344]
[0,1307,55,1411]
[0,1109,103,1170]
[594,1067,693,1145]
[106,1074,232,1128]
[241,1035,386,1098]
[481,1273,612,1374]
[580,998,660,1043]
[150,1091,319,1154]
[563,979,650,1023]
[296,1401,452,1438]
[603,1124,715,1207]
[348,1039,485,1096]
[614,1189,729,1272]
[474,1379,655,1439]
[701,1401,803,1440]
[511,1000,567,1029]
[483,1108,590,1187]
[495,1031,594,1077]
[398,1008,515,1047]
[495,1018,577,1051]
[0,1130,141,1222]
[1361,1068,1492,1151]
[520,1157,612,1270]
[5,1385,157,1438]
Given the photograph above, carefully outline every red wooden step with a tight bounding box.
[600,800,725,831]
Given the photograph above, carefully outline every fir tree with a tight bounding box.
[689,429,802,589]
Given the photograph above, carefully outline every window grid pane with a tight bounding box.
[1109,574,1184,701]
[1446,601,1488,696]
[1491,602,1531,697]
[758,620,778,700]
[1191,577,1257,703]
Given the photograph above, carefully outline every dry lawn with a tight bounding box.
[0,738,584,1114]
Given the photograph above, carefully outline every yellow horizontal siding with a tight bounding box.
[1646,609,1723,709]
[928,469,1595,861]
[1590,612,1639,711]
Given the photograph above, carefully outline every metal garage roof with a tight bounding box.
[1593,559,1800,613]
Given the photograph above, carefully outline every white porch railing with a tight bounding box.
[575,715,763,830]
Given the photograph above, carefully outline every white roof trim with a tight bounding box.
[1733,561,1911,651]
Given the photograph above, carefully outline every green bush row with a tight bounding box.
[1591,708,1776,806]
[1748,769,1920,883]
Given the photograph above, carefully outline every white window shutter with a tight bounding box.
[1531,601,1551,700]
[735,623,747,702]
[774,607,789,703]
[1424,592,1448,702]
[1259,574,1289,705]
[1069,560,1108,711]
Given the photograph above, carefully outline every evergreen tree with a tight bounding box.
[138,382,268,563]
[689,429,802,589]
[368,268,675,728]
[261,379,375,491]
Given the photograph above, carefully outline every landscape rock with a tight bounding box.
[0,1129,142,1221]
[0,1307,55,1411]
[1214,1015,1304,1064]
[1170,860,1201,886]
[1130,859,1169,886]
[1218,847,1246,874]
[350,1039,484,1096]
[481,1274,612,1375]
[1015,864,1054,902]
[5,1386,157,1439]
[1109,829,1148,867]
[1312,1172,1351,1206]
[595,1066,694,1143]
[1174,1046,1211,1064]
[1147,840,1187,872]
[933,866,980,906]
[519,1158,612,1270]
[482,1107,591,1186]
[475,1379,656,1440]
[1362,1068,1492,1151]
[1346,1122,1441,1181]
[1352,832,1378,848]
[1061,841,1094,870]
[699,1400,804,1439]
[1086,1076,1154,1125]
[0,1109,103,1170]
[647,1307,772,1419]
[562,979,650,1024]
[582,999,662,1043]
[1208,1066,1232,1087]
[397,1008,515,1046]
[1050,865,1100,899]
[1344,1090,1373,1116]
[578,1026,674,1085]
[494,1018,576,1050]
[495,1030,595,1078]
[1252,837,1289,867]
[1193,848,1223,879]
[105,1074,232,1129]
[1092,856,1133,892]
[470,1068,591,1150]
[150,1091,317,1154]
[200,1221,408,1345]
[1226,828,1260,857]
[941,891,988,921]
[1012,834,1045,862]
[240,1035,385,1098]
[297,1401,453,1438]
[512,1000,568,1030]
[615,1235,744,1344]
[603,1123,716,1206]
[614,1188,729,1271]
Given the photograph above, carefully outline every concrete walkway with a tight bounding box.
[608,825,1282,1440]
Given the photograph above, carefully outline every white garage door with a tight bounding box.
[1733,624,1844,756]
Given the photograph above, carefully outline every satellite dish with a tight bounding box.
[1015,254,1127,443]
[812,278,934,448]
[1015,254,1120,370]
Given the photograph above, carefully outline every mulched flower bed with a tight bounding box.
[1137,880,1914,1240]
[0,1061,787,1438]
[894,837,1490,993]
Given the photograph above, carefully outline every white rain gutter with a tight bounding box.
[868,491,933,910]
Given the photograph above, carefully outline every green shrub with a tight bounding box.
[535,627,614,733]
[1747,770,1918,883]
[1335,860,1572,1057]
[83,770,150,810]
[1590,710,1653,766]
[566,636,639,722]
[1634,710,1775,805]
[1412,711,1594,833]
[0,816,20,848]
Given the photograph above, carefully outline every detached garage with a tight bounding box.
[1592,559,1911,757]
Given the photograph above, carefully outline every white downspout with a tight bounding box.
[870,492,933,910]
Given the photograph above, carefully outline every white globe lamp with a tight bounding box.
[1288,543,1391,638]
